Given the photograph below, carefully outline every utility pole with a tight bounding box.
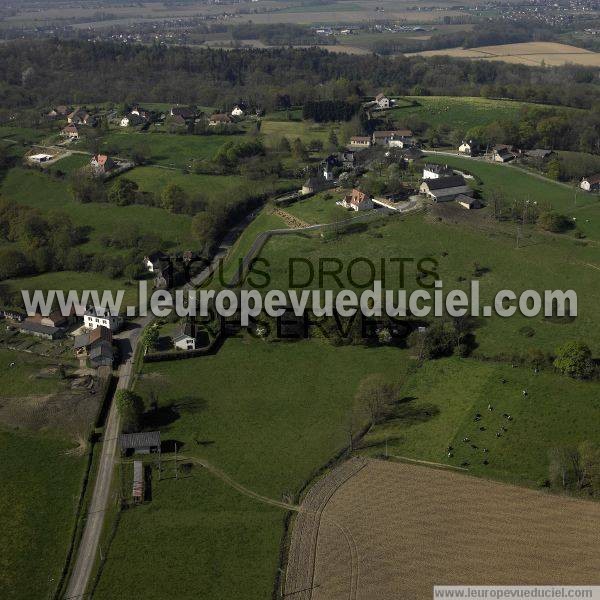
[174,442,178,480]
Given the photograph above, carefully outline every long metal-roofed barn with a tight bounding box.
[132,460,144,503]
[119,431,161,454]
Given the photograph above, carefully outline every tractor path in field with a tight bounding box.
[181,456,300,511]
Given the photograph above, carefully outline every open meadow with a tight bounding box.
[93,337,409,600]
[0,168,196,255]
[261,117,341,147]
[255,205,600,355]
[360,357,600,485]
[100,130,246,170]
[383,96,581,131]
[424,154,600,239]
[308,460,600,600]
[0,349,97,600]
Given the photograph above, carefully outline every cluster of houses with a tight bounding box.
[56,107,98,141]
[349,128,415,150]
[164,105,248,128]
[459,139,558,164]
[52,102,249,140]
[332,160,482,215]
[3,304,123,369]
[459,139,600,194]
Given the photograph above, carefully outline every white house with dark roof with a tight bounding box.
[492,145,517,163]
[580,175,600,192]
[372,129,413,147]
[420,175,472,202]
[337,189,374,211]
[459,139,480,156]
[375,93,390,109]
[423,163,454,179]
[84,307,123,332]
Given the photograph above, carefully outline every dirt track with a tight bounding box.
[287,459,600,600]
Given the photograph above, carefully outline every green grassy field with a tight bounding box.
[260,118,340,146]
[94,337,408,599]
[0,349,86,600]
[361,357,600,486]
[119,166,245,199]
[285,189,359,225]
[0,168,196,254]
[50,153,90,174]
[100,131,246,169]
[387,96,580,131]
[0,126,51,145]
[218,208,288,285]
[425,154,600,238]
[0,349,74,396]
[94,468,284,600]
[0,429,86,600]
[7,270,140,308]
[256,212,600,355]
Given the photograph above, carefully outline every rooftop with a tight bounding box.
[120,431,161,451]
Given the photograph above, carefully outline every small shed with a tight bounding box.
[456,195,483,210]
[120,431,161,455]
[132,460,144,503]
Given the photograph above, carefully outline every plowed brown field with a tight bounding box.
[288,459,600,600]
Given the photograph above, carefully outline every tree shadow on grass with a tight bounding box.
[143,397,207,430]
[387,399,440,426]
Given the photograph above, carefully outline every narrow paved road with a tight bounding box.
[64,317,150,600]
[62,206,263,598]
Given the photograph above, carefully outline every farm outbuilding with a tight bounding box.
[132,460,144,503]
[456,195,483,210]
[120,431,161,455]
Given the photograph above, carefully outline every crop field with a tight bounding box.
[94,337,408,599]
[306,460,600,600]
[410,42,600,67]
[360,357,600,485]
[232,8,468,25]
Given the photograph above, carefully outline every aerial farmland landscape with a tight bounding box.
[0,1,599,600]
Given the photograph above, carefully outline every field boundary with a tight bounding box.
[284,457,368,600]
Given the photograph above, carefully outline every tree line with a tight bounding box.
[1,39,600,115]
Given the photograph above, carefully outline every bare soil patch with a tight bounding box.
[0,381,101,438]
[290,459,600,600]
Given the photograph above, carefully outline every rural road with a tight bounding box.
[64,316,151,600]
[62,190,419,598]
[62,206,265,598]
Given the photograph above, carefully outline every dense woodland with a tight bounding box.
[1,40,600,113]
